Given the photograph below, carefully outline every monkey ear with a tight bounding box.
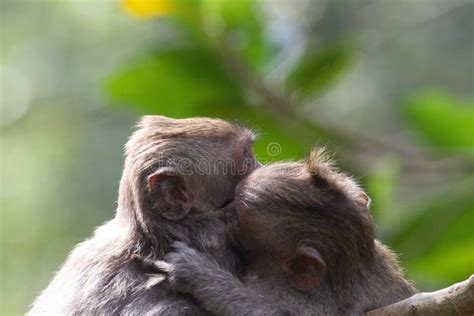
[356,192,371,207]
[283,246,326,292]
[147,167,193,221]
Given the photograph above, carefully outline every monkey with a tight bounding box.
[149,148,417,315]
[28,115,260,315]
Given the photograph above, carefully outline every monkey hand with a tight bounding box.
[152,241,217,294]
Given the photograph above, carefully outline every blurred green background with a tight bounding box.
[0,0,473,314]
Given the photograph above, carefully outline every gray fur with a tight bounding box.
[157,153,417,316]
[28,116,256,315]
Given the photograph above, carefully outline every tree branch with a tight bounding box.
[215,35,473,173]
[366,276,474,316]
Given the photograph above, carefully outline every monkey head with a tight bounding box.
[117,116,259,237]
[232,148,374,292]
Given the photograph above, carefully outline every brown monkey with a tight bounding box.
[28,116,259,315]
[153,148,417,315]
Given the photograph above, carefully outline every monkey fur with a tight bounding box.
[28,116,258,315]
[155,148,417,316]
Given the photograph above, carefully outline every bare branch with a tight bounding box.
[366,276,474,316]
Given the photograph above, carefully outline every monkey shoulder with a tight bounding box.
[28,220,206,315]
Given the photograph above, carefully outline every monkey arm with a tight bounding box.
[155,242,289,316]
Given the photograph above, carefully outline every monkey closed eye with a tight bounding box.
[217,201,237,223]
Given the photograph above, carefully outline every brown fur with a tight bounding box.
[29,116,257,315]
[117,116,256,258]
[153,148,417,315]
[236,149,375,291]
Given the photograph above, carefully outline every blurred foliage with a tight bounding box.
[108,48,243,114]
[1,0,473,314]
[365,155,401,221]
[387,177,474,286]
[286,40,355,98]
[207,0,270,69]
[404,91,474,153]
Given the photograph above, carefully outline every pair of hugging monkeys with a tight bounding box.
[29,116,416,315]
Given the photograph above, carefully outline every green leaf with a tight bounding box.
[202,0,270,69]
[106,47,242,117]
[406,240,474,289]
[388,177,474,260]
[286,40,355,98]
[107,45,316,160]
[387,178,474,289]
[404,91,474,153]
